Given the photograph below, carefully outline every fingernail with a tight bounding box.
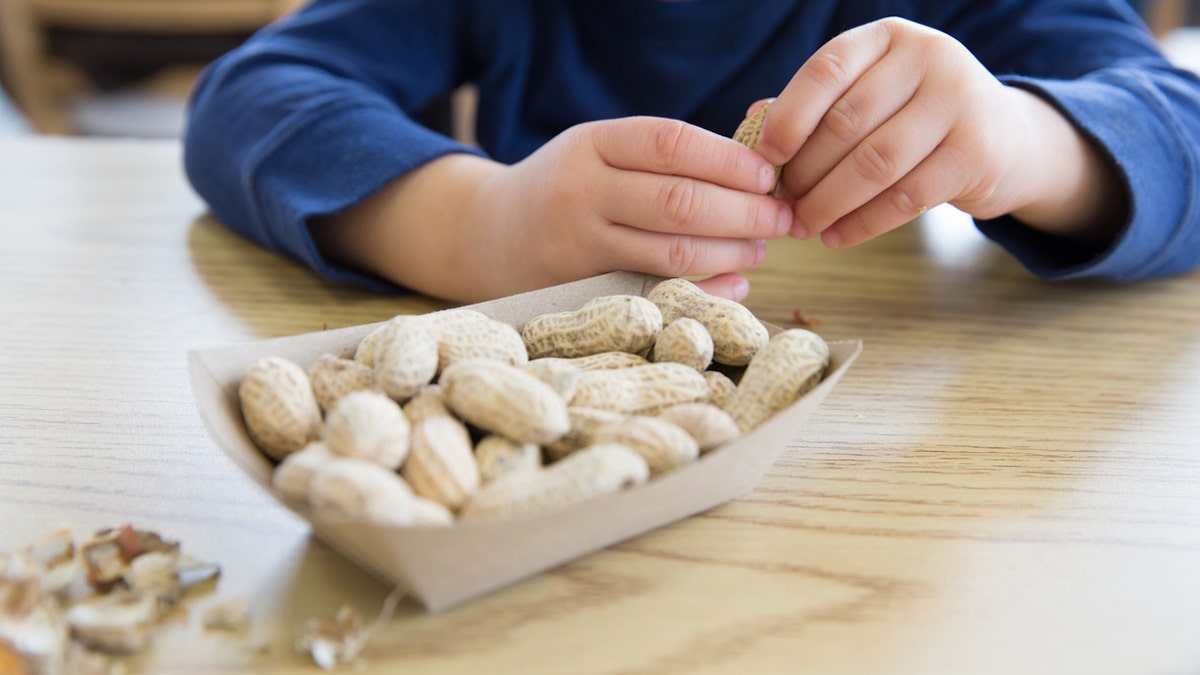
[731,276,751,300]
[752,238,767,265]
[774,206,791,237]
[758,164,778,193]
[761,148,787,168]
[823,229,842,248]
[791,222,808,239]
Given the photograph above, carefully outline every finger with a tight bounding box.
[791,90,952,239]
[756,21,896,166]
[598,226,768,281]
[591,117,778,194]
[781,51,924,200]
[692,273,751,302]
[596,169,793,240]
[744,98,774,117]
[819,145,968,248]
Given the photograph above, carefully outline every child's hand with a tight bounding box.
[313,117,793,303]
[756,17,1122,248]
[456,117,794,301]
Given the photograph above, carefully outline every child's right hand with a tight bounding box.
[312,117,794,303]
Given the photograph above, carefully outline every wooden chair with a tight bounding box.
[0,84,31,134]
[0,0,302,134]
[1145,0,1195,36]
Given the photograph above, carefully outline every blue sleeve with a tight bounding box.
[187,0,1200,289]
[918,0,1200,282]
[182,0,484,292]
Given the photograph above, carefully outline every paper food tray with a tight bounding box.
[188,271,862,611]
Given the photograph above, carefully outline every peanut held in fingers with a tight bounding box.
[238,356,322,460]
[732,103,767,148]
[726,328,830,432]
[729,102,787,190]
[733,102,782,183]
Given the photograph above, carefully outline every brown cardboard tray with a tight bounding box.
[188,272,861,611]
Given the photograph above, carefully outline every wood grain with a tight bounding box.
[1,137,1198,674]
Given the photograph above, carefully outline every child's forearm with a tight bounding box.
[309,153,503,300]
[1005,88,1126,247]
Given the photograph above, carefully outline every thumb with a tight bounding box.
[690,273,751,302]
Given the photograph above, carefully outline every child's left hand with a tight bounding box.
[756,17,1122,248]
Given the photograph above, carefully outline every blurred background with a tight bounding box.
[0,0,304,136]
[1,0,1198,139]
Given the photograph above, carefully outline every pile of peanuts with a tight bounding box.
[237,278,829,527]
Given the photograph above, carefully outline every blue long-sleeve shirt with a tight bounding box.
[183,0,1200,293]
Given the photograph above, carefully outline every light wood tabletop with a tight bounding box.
[1,136,1198,674]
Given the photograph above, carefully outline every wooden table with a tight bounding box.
[2,136,1198,674]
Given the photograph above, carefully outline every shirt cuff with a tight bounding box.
[979,72,1195,282]
[247,98,485,293]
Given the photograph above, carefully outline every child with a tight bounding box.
[184,0,1200,303]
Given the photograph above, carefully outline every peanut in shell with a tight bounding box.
[651,317,714,372]
[726,328,829,432]
[440,359,571,445]
[592,416,699,476]
[460,444,649,521]
[308,353,376,412]
[656,402,741,453]
[402,416,480,511]
[647,277,768,366]
[733,102,782,184]
[571,362,708,415]
[238,356,322,461]
[322,390,411,470]
[521,294,662,359]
